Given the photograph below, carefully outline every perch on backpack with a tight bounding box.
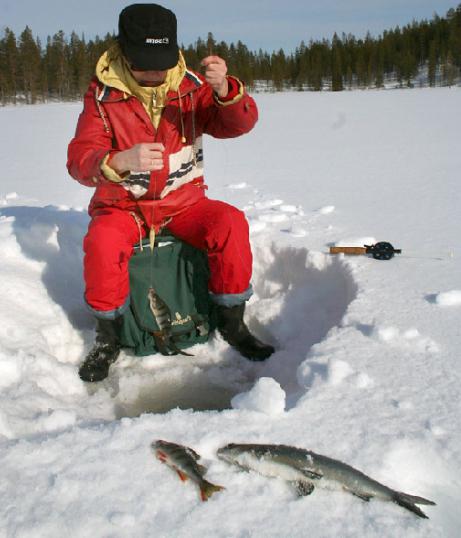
[147,287,193,356]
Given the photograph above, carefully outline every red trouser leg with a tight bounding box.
[83,198,252,313]
[167,197,253,297]
[83,207,145,316]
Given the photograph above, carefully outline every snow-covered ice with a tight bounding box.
[1,87,460,537]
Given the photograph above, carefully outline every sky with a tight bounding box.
[0,0,458,52]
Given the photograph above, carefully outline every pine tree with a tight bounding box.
[69,32,89,98]
[295,41,309,90]
[18,26,42,103]
[442,51,458,86]
[206,32,216,56]
[46,31,71,99]
[428,40,438,86]
[0,29,18,104]
[235,40,253,87]
[271,48,286,91]
[331,33,344,91]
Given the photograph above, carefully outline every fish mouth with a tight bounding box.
[152,439,171,450]
[217,443,236,453]
[217,444,239,461]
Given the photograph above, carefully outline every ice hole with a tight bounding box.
[107,243,358,417]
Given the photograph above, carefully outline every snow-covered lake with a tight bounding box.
[1,87,460,537]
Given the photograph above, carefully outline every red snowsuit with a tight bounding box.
[67,61,258,317]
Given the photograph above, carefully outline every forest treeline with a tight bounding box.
[1,4,460,104]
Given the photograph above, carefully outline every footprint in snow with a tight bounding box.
[248,198,308,237]
[226,182,249,190]
[258,213,289,223]
[356,324,439,354]
[254,199,284,209]
[281,226,307,238]
[279,204,301,213]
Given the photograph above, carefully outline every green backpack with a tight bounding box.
[119,233,215,356]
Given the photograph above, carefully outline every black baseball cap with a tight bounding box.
[118,4,179,71]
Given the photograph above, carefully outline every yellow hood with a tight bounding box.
[95,43,186,128]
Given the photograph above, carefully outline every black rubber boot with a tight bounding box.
[78,318,123,382]
[216,303,274,361]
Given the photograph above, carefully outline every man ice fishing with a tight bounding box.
[67,3,274,382]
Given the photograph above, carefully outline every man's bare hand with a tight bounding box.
[110,142,165,174]
[201,56,228,98]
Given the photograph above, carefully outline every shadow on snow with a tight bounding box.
[0,205,92,330]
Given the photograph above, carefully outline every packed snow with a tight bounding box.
[231,377,286,415]
[433,290,461,307]
[0,87,460,537]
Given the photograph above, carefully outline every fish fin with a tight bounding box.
[184,446,201,461]
[349,489,373,502]
[200,480,225,502]
[393,491,436,519]
[293,480,315,496]
[183,448,208,475]
[301,469,323,480]
[197,463,208,475]
[156,450,168,463]
[176,469,189,482]
[395,492,436,506]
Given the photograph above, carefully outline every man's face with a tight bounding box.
[129,67,168,87]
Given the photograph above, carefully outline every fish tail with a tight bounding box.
[170,342,194,357]
[152,332,173,356]
[199,480,225,502]
[393,491,436,519]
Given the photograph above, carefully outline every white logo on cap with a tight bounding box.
[145,37,169,44]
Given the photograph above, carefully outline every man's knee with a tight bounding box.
[84,210,138,258]
[213,203,249,237]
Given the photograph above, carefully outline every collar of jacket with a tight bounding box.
[95,43,201,105]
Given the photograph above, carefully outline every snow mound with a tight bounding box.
[434,290,461,306]
[319,205,335,214]
[231,377,286,415]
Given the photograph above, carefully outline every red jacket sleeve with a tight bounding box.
[67,80,114,187]
[195,76,258,139]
